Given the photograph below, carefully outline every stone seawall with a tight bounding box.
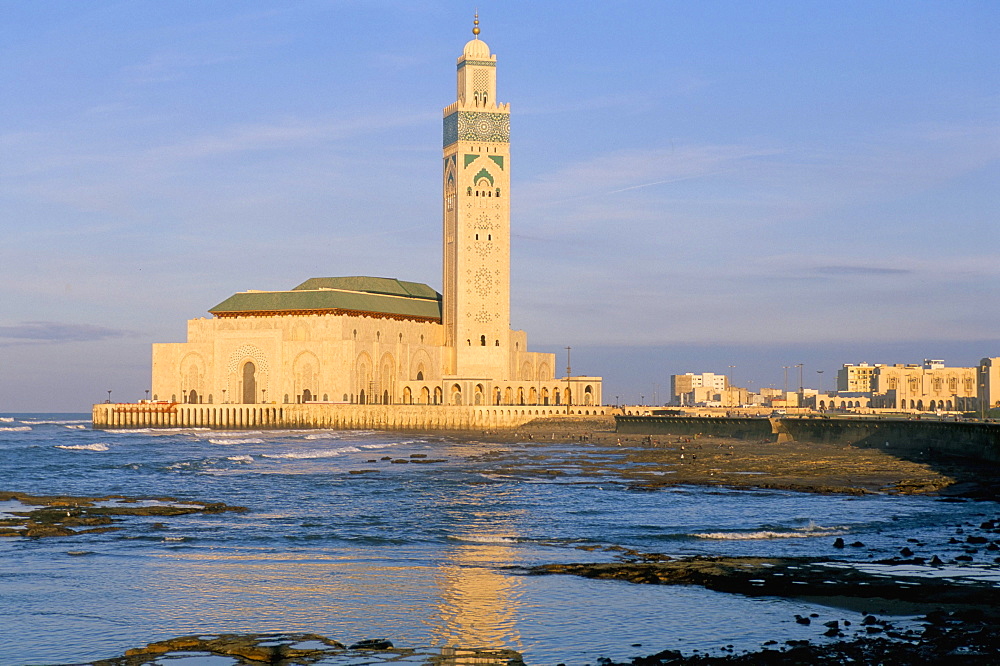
[615,415,1000,462]
[92,402,609,431]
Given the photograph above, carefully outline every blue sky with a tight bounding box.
[1,1,998,411]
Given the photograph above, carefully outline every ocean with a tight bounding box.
[2,414,998,665]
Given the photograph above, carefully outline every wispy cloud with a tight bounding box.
[0,321,138,345]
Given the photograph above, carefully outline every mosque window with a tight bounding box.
[496,188,501,198]
[495,340,499,346]
[284,394,289,403]
[480,335,486,346]
[323,394,328,402]
[467,187,472,195]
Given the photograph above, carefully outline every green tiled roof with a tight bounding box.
[209,276,442,321]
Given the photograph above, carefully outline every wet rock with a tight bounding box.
[930,555,944,565]
[850,541,865,547]
[794,614,810,625]
[833,537,845,548]
[900,547,914,557]
[349,638,393,650]
[967,535,988,544]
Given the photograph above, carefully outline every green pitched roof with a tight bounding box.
[209,276,442,321]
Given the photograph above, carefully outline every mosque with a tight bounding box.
[145,20,603,416]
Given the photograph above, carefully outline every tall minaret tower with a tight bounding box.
[442,15,511,378]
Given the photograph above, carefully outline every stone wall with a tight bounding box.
[92,402,609,431]
[615,415,1000,462]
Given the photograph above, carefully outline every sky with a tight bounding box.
[1,1,998,411]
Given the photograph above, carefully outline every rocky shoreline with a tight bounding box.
[0,490,247,538]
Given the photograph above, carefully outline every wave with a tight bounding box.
[262,446,362,460]
[64,425,87,430]
[694,524,846,540]
[0,417,13,422]
[26,419,90,425]
[209,438,264,445]
[55,443,110,452]
[227,455,254,463]
[0,426,32,432]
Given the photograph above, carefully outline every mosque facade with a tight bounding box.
[147,24,602,413]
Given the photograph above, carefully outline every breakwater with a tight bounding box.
[92,402,608,431]
[615,415,1000,462]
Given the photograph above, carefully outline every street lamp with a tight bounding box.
[145,389,150,402]
[261,388,267,404]
[728,365,736,388]
[782,366,790,394]
[795,363,804,393]
[222,389,227,404]
[107,390,112,404]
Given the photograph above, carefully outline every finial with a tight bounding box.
[472,11,480,37]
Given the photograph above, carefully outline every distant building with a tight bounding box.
[837,363,881,392]
[670,372,729,405]
[980,357,1000,412]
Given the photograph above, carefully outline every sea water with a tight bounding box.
[1,414,998,665]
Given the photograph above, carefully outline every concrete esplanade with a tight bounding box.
[616,415,1000,462]
[93,402,609,431]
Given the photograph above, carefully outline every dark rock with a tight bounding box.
[967,535,988,544]
[794,615,810,625]
[900,547,914,557]
[862,615,880,625]
[988,542,1000,551]
[833,537,845,548]
[850,541,865,547]
[956,554,974,561]
[349,639,393,650]
[930,555,944,565]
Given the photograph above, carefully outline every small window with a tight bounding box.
[480,335,486,346]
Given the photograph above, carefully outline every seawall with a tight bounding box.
[615,415,1000,462]
[92,402,609,431]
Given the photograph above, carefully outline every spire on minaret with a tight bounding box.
[472,12,480,38]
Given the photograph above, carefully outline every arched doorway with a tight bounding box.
[359,389,366,405]
[242,362,256,404]
[302,388,312,403]
[188,389,198,404]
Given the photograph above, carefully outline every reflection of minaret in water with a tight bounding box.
[432,535,524,663]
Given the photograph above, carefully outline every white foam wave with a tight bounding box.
[0,417,14,422]
[695,528,845,540]
[27,419,90,425]
[209,438,264,445]
[227,455,254,463]
[64,425,87,430]
[262,446,362,460]
[203,431,263,438]
[55,443,110,452]
[455,535,519,544]
[0,426,32,432]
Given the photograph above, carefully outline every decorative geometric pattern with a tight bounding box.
[474,211,493,229]
[473,267,493,297]
[227,345,269,375]
[473,167,494,186]
[457,60,495,69]
[473,69,489,94]
[443,111,510,146]
[463,154,478,168]
[488,155,504,170]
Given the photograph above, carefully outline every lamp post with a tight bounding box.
[981,366,988,420]
[816,370,824,393]
[795,363,804,393]
[782,366,790,395]
[107,390,112,404]
[728,365,736,388]
[262,389,267,404]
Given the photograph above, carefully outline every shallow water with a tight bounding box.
[1,414,998,665]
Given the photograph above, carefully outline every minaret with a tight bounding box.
[442,15,511,378]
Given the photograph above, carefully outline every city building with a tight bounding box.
[147,20,602,410]
[670,372,728,405]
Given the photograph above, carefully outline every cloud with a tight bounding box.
[0,321,137,345]
[815,265,912,276]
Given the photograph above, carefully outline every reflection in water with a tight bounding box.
[433,536,523,659]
